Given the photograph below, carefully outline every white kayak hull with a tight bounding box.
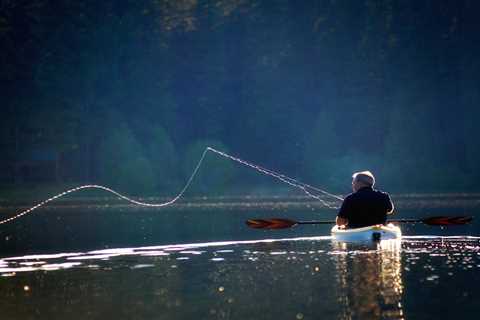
[331,224,401,241]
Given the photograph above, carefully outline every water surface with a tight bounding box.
[0,197,478,319]
[1,235,480,319]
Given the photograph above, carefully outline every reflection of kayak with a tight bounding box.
[331,224,401,241]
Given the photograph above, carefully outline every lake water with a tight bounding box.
[0,196,479,319]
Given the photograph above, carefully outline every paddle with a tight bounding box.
[246,216,473,229]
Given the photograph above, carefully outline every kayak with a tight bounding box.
[331,224,401,241]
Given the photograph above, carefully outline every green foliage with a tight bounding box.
[1,0,480,194]
[304,111,341,189]
[144,125,180,192]
[97,120,156,195]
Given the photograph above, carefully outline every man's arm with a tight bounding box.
[336,216,348,227]
[337,196,351,226]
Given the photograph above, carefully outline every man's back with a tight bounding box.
[337,186,393,228]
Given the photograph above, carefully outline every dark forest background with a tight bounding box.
[1,0,479,198]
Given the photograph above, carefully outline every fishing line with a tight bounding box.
[0,147,342,225]
[205,147,343,205]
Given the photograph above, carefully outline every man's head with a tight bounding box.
[352,171,375,192]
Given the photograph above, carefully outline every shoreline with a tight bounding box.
[1,192,480,210]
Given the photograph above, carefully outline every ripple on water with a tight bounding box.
[1,236,480,276]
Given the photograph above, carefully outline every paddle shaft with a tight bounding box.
[296,218,428,225]
[246,216,473,229]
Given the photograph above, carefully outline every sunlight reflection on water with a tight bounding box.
[1,236,480,319]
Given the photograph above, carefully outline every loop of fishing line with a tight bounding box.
[0,147,342,225]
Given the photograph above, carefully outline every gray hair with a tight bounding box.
[352,171,375,187]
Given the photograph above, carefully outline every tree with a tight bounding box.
[143,125,181,193]
[97,115,156,195]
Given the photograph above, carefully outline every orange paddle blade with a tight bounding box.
[245,218,298,229]
[421,216,473,226]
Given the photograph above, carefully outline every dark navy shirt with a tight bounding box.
[337,186,393,228]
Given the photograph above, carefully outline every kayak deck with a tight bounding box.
[331,224,401,241]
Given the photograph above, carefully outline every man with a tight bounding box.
[336,171,394,228]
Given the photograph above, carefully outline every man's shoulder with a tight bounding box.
[344,192,355,199]
[343,192,358,201]
[348,188,391,200]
